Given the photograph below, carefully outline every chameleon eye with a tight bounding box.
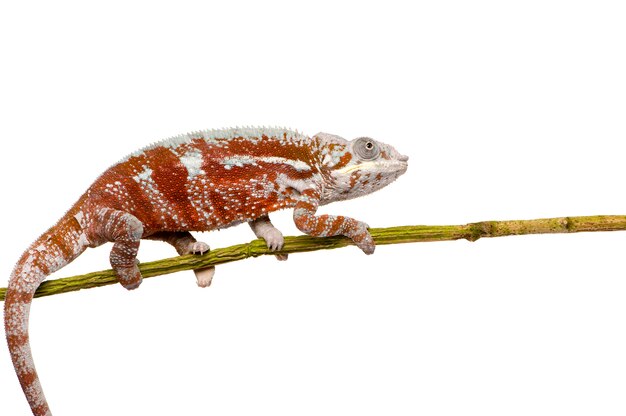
[353,137,380,160]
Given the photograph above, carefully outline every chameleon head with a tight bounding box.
[315,133,409,203]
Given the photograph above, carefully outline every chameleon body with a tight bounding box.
[4,127,408,415]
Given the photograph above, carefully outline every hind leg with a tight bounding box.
[145,231,216,287]
[94,208,144,290]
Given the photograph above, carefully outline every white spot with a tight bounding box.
[180,149,205,178]
[220,155,310,172]
[133,167,153,182]
[275,173,319,193]
[258,156,310,171]
[221,155,257,168]
[78,233,89,247]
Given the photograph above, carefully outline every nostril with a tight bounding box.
[399,154,409,162]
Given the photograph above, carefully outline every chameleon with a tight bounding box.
[4,126,408,416]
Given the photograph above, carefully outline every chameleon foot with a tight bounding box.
[195,266,215,288]
[116,265,143,290]
[261,228,288,260]
[350,221,375,255]
[261,227,284,251]
[186,241,210,255]
[180,240,214,287]
[249,215,288,261]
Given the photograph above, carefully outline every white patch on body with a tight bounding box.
[220,155,311,172]
[134,167,153,182]
[275,173,318,194]
[179,149,205,178]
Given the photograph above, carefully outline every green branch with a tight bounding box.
[2,215,626,301]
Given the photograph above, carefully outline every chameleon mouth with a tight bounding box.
[389,160,409,176]
[337,160,408,175]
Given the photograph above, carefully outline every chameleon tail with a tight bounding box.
[4,209,89,416]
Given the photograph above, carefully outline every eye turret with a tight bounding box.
[353,137,380,160]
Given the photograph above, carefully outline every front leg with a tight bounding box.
[292,189,375,254]
[249,215,288,261]
[144,231,215,287]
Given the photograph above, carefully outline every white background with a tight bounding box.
[1,1,626,415]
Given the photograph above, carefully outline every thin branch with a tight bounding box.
[1,215,626,301]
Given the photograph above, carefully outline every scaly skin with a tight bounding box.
[4,127,408,415]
